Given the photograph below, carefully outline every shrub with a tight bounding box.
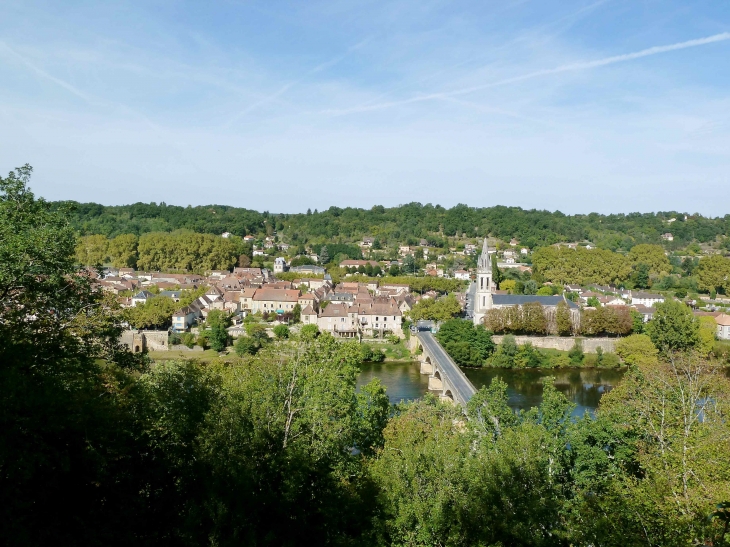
[273,325,290,339]
[568,339,584,366]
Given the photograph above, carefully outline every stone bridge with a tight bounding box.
[415,331,477,405]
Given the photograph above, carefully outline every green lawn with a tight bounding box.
[362,341,413,362]
[148,349,232,363]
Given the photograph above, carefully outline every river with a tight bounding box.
[357,362,625,417]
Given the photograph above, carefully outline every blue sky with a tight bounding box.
[1,0,729,214]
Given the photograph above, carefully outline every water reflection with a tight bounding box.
[464,368,625,418]
[357,362,429,403]
[357,362,625,417]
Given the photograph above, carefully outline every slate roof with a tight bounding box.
[492,295,578,309]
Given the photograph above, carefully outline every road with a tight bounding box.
[417,331,477,404]
[465,281,475,319]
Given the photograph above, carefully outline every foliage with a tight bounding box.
[580,305,633,336]
[532,246,633,285]
[273,324,290,339]
[645,300,700,353]
[408,294,462,322]
[360,344,385,363]
[381,275,466,294]
[299,323,320,338]
[615,334,659,366]
[1,165,148,545]
[628,243,671,275]
[500,278,516,293]
[568,339,585,365]
[698,316,717,356]
[436,319,495,367]
[696,255,730,295]
[556,301,573,336]
[484,302,548,335]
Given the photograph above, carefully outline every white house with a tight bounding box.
[132,290,154,307]
[631,292,665,307]
[716,314,730,340]
[274,257,287,273]
[454,270,470,280]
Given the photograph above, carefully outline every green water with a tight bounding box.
[358,362,624,416]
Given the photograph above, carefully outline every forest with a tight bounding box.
[59,198,730,251]
[5,167,730,546]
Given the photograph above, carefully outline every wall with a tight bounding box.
[491,335,617,353]
[120,330,169,352]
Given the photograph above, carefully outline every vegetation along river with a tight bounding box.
[357,362,625,417]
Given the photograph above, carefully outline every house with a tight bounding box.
[564,284,583,294]
[454,270,470,280]
[159,290,182,302]
[360,237,375,248]
[243,235,256,242]
[274,257,288,273]
[221,232,232,238]
[339,259,380,268]
[317,303,359,337]
[631,292,665,307]
[253,250,266,256]
[172,306,199,332]
[716,314,730,340]
[398,245,412,256]
[132,290,155,306]
[251,288,301,314]
[633,304,656,322]
[520,247,529,255]
[289,264,326,275]
[300,305,318,325]
[419,239,429,247]
[354,298,403,337]
[239,287,257,311]
[464,244,477,255]
[661,233,674,241]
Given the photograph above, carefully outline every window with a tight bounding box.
[480,277,483,289]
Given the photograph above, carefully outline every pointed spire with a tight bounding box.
[478,238,491,272]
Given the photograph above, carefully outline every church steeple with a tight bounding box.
[473,238,493,325]
[477,238,491,271]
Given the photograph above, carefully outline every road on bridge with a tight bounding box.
[417,331,477,404]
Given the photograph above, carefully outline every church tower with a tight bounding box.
[473,238,494,326]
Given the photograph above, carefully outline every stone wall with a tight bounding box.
[120,330,169,352]
[491,335,617,353]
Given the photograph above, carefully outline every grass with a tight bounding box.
[362,341,413,362]
[148,349,232,363]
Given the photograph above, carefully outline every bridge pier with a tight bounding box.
[428,375,443,391]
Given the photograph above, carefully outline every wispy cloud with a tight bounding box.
[323,32,730,116]
[0,41,94,103]
[223,37,371,127]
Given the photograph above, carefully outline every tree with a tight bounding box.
[491,253,503,289]
[300,323,319,338]
[632,262,651,289]
[696,255,730,295]
[437,319,495,367]
[556,301,573,336]
[408,294,462,322]
[273,324,290,339]
[319,245,330,265]
[645,300,700,353]
[586,296,601,308]
[698,316,717,356]
[615,334,658,366]
[568,339,584,365]
[389,264,400,276]
[237,253,251,267]
[536,286,553,296]
[125,295,179,329]
[107,233,138,268]
[1,165,147,544]
[234,335,260,356]
[628,244,671,275]
[75,233,109,265]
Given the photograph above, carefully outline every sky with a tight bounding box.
[1,0,729,215]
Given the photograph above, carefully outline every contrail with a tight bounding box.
[324,32,730,116]
[224,37,371,127]
[0,41,93,103]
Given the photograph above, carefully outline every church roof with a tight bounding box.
[492,295,579,309]
[477,238,492,271]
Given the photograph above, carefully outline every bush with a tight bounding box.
[568,339,584,366]
[360,345,385,363]
[181,332,196,348]
[234,336,260,356]
[300,324,319,339]
[273,325,290,339]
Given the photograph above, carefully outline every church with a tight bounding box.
[472,239,579,326]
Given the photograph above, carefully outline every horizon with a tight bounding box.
[50,193,728,220]
[2,1,729,214]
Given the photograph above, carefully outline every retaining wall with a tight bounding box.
[491,335,617,353]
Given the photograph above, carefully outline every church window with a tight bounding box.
[480,277,483,289]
